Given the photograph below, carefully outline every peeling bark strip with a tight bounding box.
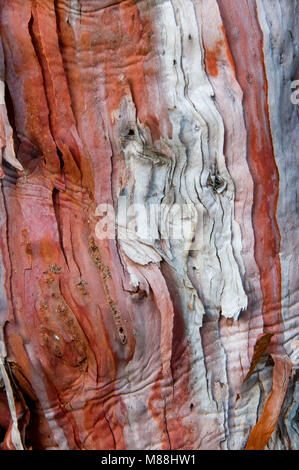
[0,0,297,450]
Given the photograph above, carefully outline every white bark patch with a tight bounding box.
[0,77,24,172]
[0,38,23,172]
[0,358,24,450]
[117,0,248,325]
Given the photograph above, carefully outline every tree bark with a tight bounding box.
[0,0,298,450]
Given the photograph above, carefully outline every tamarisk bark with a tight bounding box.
[0,0,298,450]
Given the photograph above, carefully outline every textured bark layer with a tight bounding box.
[0,0,298,450]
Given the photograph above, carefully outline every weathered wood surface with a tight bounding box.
[0,0,298,450]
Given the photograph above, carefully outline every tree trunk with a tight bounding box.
[0,0,298,450]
